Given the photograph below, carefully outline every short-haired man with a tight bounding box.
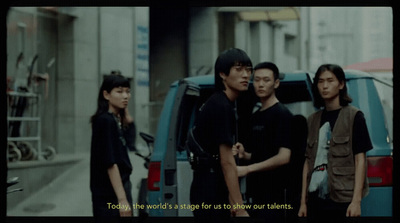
[234,62,293,223]
[189,48,252,222]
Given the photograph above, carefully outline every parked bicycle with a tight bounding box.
[7,53,56,162]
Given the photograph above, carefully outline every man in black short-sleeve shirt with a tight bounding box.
[194,91,236,157]
[189,48,253,222]
[245,102,292,195]
[234,62,293,223]
[298,64,372,223]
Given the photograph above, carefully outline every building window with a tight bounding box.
[284,33,296,57]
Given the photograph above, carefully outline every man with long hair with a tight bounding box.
[298,64,372,222]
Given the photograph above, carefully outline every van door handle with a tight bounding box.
[165,169,175,186]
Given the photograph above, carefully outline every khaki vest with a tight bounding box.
[305,105,369,203]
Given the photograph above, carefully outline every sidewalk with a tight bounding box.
[7,151,147,217]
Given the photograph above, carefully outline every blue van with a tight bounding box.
[144,70,393,217]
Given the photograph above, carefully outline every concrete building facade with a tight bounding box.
[308,7,393,72]
[7,6,392,156]
[6,7,150,209]
[7,7,150,156]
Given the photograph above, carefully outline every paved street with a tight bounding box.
[7,150,148,217]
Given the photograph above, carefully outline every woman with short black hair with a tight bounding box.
[90,74,135,218]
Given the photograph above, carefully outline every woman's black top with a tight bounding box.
[90,111,134,201]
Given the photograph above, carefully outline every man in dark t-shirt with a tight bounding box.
[298,64,372,223]
[194,91,236,157]
[304,107,372,222]
[234,62,293,223]
[189,48,252,222]
[246,102,292,195]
